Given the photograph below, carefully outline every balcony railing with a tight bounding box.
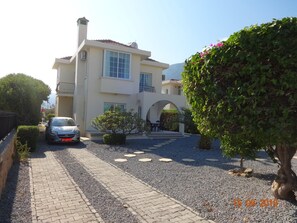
[139,85,155,93]
[56,82,75,94]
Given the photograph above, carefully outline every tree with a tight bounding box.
[0,73,51,125]
[181,108,199,134]
[91,109,147,144]
[182,18,297,201]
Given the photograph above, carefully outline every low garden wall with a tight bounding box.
[0,130,16,198]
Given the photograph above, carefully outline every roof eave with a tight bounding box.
[84,39,151,57]
[141,60,169,69]
[52,58,72,69]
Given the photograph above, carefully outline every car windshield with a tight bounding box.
[51,119,76,127]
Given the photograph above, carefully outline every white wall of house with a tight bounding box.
[56,64,75,84]
[56,96,73,117]
[53,17,189,135]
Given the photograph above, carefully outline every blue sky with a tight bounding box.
[0,0,296,94]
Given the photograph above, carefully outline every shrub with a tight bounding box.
[15,140,30,161]
[160,110,179,131]
[160,109,200,133]
[17,125,39,152]
[92,110,146,135]
[182,17,297,201]
[103,134,126,145]
[47,113,55,121]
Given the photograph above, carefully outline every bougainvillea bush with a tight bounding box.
[182,17,297,201]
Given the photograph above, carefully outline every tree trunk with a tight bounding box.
[271,145,297,201]
[240,156,244,170]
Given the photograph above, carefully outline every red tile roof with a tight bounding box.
[145,58,158,62]
[95,39,132,48]
[59,40,160,63]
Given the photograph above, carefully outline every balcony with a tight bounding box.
[56,82,74,95]
[139,85,155,93]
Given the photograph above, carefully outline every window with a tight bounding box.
[104,102,126,112]
[104,50,130,79]
[178,86,182,95]
[139,73,154,92]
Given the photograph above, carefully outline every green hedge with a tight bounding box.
[17,125,39,152]
[103,134,126,145]
[160,110,179,132]
[160,109,199,133]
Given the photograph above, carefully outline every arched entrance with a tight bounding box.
[145,100,184,134]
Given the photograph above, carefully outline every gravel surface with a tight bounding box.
[87,135,297,223]
[53,146,139,223]
[0,161,31,223]
[1,135,296,223]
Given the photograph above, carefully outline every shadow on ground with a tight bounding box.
[88,135,276,178]
[0,162,20,221]
[32,133,87,159]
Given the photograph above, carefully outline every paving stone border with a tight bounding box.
[29,151,103,223]
[69,148,213,223]
[159,158,173,162]
[138,158,152,162]
[114,158,128,162]
[115,139,178,163]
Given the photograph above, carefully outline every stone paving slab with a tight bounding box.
[29,151,104,223]
[68,148,214,223]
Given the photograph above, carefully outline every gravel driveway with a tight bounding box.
[0,134,296,223]
[86,135,297,223]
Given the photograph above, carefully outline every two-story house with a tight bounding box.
[53,17,187,136]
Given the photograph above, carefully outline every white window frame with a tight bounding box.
[103,50,131,80]
[139,72,153,92]
[104,102,127,113]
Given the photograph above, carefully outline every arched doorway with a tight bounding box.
[145,100,184,134]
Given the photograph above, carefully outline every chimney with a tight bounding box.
[77,17,89,47]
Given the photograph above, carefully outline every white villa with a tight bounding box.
[53,17,188,136]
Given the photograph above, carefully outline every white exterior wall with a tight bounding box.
[56,96,73,117]
[84,48,142,132]
[57,64,75,84]
[162,82,181,95]
[73,52,88,133]
[53,18,190,135]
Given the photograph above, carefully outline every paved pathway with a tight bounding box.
[68,148,213,223]
[29,146,213,223]
[30,151,104,223]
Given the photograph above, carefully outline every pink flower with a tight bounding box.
[200,51,208,58]
[216,42,224,47]
[199,42,224,58]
